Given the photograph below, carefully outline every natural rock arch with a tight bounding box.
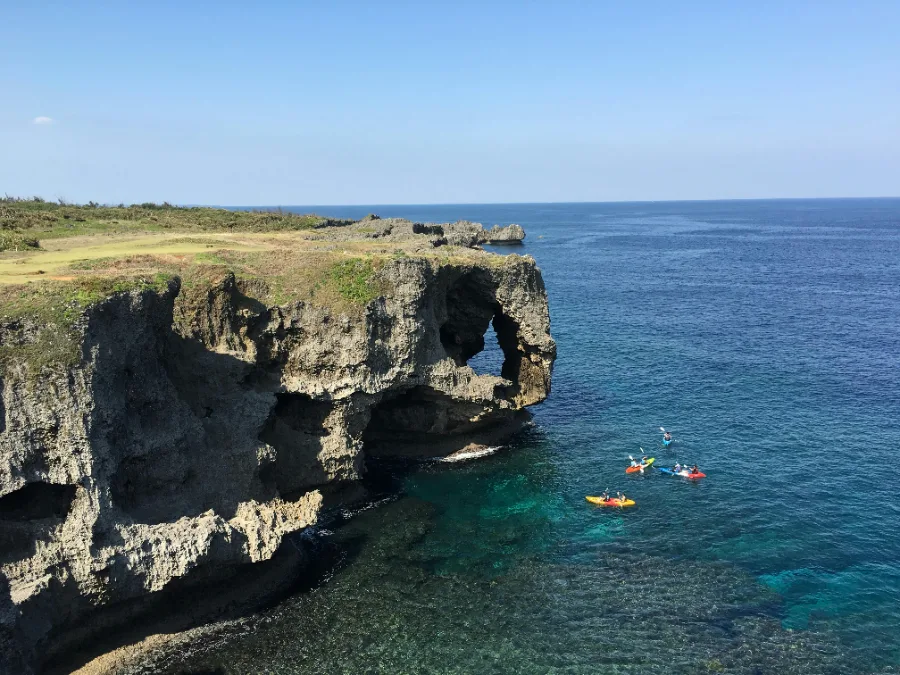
[439,271,522,386]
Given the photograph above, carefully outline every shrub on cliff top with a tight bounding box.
[328,258,380,305]
[0,232,41,252]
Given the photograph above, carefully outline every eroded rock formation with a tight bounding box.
[0,228,554,671]
[483,223,526,244]
[314,217,525,247]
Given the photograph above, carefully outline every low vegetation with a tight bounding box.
[0,196,517,377]
[0,275,174,377]
[0,197,339,251]
[328,258,382,305]
[0,250,387,378]
[0,231,40,252]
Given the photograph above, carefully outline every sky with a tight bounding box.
[1,1,899,205]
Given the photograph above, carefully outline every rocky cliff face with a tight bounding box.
[0,238,554,671]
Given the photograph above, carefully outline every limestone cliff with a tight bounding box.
[0,218,554,672]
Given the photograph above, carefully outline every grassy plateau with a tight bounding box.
[0,198,510,375]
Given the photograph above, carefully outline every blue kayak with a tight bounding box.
[658,467,676,474]
[662,437,672,446]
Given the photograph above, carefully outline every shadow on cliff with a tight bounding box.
[96,331,275,528]
[0,375,5,435]
[42,528,370,675]
[0,482,78,566]
[88,286,346,532]
[35,287,358,673]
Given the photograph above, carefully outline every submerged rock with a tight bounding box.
[0,219,555,671]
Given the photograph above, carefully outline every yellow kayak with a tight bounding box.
[586,496,635,507]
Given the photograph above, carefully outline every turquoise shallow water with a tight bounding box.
[156,199,900,674]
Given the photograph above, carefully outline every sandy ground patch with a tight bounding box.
[0,233,276,285]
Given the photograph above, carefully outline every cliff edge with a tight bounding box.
[0,201,554,672]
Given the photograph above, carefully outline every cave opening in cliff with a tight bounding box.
[465,319,503,376]
[364,386,445,443]
[258,392,335,494]
[362,384,525,459]
[0,482,77,521]
[440,272,522,385]
[362,386,471,455]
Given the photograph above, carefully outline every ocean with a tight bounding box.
[148,199,900,674]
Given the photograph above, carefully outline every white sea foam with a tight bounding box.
[439,445,502,463]
[338,495,397,520]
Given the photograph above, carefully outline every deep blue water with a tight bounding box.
[160,199,900,674]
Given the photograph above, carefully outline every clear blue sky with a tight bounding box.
[2,1,898,205]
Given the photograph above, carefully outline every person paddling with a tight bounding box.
[664,431,672,442]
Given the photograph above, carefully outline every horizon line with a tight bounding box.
[7,194,900,209]
[221,195,900,209]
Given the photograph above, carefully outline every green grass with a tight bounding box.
[328,258,380,305]
[193,251,232,266]
[188,250,389,312]
[0,197,344,251]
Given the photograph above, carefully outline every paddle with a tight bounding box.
[660,426,674,445]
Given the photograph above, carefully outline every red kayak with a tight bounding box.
[660,467,706,479]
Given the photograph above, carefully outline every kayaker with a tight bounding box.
[690,464,699,475]
[674,462,682,472]
[599,489,610,501]
[629,455,639,467]
[616,491,626,502]
[664,431,672,442]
